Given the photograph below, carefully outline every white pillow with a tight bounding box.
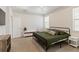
[47,30,56,35]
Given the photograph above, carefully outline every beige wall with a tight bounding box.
[48,7,79,37]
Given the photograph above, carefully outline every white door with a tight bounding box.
[12,16,21,38]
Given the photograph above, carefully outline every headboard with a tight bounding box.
[48,26,70,34]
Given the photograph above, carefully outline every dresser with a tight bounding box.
[0,34,11,52]
[69,36,79,48]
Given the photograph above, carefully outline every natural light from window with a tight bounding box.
[45,16,49,28]
[73,7,79,31]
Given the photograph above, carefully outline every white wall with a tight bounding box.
[0,6,10,35]
[48,7,79,37]
[21,14,43,31]
[12,12,44,38]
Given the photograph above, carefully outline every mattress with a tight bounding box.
[35,32,69,45]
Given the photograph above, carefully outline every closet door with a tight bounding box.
[12,16,22,38]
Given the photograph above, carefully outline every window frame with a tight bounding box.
[73,7,79,31]
[44,16,49,28]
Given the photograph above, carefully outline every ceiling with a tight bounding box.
[12,6,65,15]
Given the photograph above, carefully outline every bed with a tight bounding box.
[33,27,70,51]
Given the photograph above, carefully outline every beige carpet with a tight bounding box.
[11,37,45,52]
[11,37,79,52]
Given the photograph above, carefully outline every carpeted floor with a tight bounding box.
[10,37,79,52]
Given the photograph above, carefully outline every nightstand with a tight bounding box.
[23,31,33,37]
[69,36,79,48]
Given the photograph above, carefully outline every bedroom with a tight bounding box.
[0,6,79,52]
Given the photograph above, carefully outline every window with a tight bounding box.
[45,16,49,28]
[73,7,79,31]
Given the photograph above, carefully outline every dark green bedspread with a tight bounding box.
[36,32,70,45]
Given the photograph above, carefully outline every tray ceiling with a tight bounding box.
[12,6,65,15]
